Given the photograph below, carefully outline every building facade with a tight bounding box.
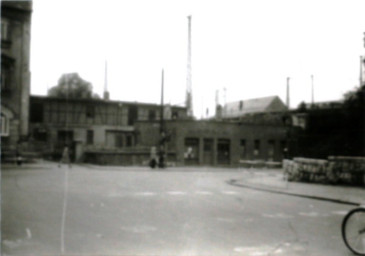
[1,1,32,152]
[135,120,287,166]
[29,96,187,162]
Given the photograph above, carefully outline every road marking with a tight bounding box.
[216,217,235,223]
[234,246,268,255]
[332,210,348,215]
[3,239,22,249]
[262,213,293,219]
[167,191,187,196]
[26,228,31,239]
[121,225,157,233]
[299,211,320,217]
[221,190,238,195]
[195,190,213,195]
[135,192,156,196]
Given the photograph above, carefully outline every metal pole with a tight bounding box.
[360,56,363,87]
[159,69,165,168]
[286,77,290,109]
[160,69,164,133]
[311,75,314,105]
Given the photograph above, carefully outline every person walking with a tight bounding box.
[59,145,72,168]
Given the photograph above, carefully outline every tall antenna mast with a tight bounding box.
[286,77,290,109]
[311,75,314,105]
[186,15,193,117]
[103,60,109,100]
[360,56,364,87]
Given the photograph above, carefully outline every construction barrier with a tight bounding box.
[283,156,365,186]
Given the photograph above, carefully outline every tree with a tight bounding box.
[342,85,365,155]
[48,73,100,99]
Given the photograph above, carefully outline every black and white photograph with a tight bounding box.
[1,0,365,255]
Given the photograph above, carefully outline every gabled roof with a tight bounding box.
[223,96,287,118]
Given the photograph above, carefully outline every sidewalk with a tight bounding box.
[229,169,365,206]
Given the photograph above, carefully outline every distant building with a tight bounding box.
[221,96,287,119]
[1,1,32,152]
[29,96,187,162]
[134,119,287,166]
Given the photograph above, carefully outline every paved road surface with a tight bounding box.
[1,165,355,255]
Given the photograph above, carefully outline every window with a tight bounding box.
[115,133,124,147]
[57,130,73,145]
[172,111,179,119]
[1,18,10,41]
[126,135,133,147]
[0,114,9,137]
[86,105,95,118]
[148,110,156,121]
[1,61,13,92]
[128,106,138,125]
[240,139,246,159]
[33,128,47,141]
[254,140,260,156]
[87,130,94,145]
[30,103,44,122]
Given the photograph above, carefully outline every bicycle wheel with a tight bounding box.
[342,208,365,255]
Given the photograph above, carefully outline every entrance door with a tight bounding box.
[184,138,199,165]
[217,139,230,165]
[57,130,74,161]
[203,138,214,165]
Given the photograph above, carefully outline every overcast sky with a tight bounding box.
[30,0,365,118]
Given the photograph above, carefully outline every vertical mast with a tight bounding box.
[360,56,364,87]
[286,77,290,109]
[311,75,314,105]
[160,69,164,134]
[103,60,109,100]
[186,15,193,117]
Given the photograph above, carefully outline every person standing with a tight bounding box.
[59,145,71,168]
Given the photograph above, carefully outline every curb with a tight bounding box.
[227,179,361,206]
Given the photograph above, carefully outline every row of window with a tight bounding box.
[240,139,286,159]
[183,137,286,161]
[32,129,135,149]
[31,102,181,125]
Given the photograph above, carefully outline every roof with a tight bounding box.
[223,96,287,118]
[1,1,32,12]
[30,95,186,110]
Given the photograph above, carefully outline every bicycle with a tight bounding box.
[342,206,365,255]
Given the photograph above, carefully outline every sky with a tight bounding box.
[30,0,365,118]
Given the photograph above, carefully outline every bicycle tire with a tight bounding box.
[342,207,365,256]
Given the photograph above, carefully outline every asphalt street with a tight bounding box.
[1,164,356,256]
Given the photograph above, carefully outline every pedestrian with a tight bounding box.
[15,141,23,166]
[59,145,72,168]
[149,146,158,168]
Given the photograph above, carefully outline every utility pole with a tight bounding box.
[360,56,364,87]
[311,75,314,105]
[103,60,110,100]
[186,15,193,117]
[159,69,165,168]
[286,77,290,109]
